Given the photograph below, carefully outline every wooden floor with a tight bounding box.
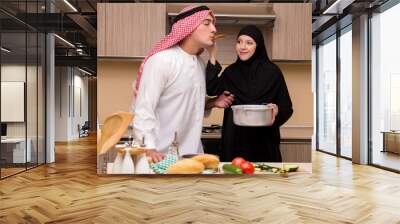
[1,163,44,178]
[373,151,400,171]
[1,136,400,223]
[0,167,26,178]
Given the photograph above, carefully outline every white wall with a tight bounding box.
[1,64,26,81]
[55,67,69,141]
[74,70,89,139]
[1,65,30,137]
[54,67,89,141]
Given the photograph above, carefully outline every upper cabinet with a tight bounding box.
[166,3,276,64]
[167,3,311,62]
[97,3,166,57]
[98,3,311,61]
[271,4,312,61]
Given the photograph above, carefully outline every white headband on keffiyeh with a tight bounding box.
[135,5,215,91]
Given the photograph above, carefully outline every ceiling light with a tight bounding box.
[54,34,75,48]
[1,47,11,53]
[323,0,355,15]
[78,67,93,76]
[63,0,78,12]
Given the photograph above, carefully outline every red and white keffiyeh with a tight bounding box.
[134,5,215,92]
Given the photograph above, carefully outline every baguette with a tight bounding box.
[191,154,220,169]
[213,34,225,41]
[166,159,205,174]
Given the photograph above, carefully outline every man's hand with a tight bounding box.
[265,103,279,124]
[205,42,217,65]
[214,91,234,109]
[145,149,166,163]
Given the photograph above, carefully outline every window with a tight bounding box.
[0,1,46,179]
[317,35,337,154]
[371,2,400,171]
[339,27,352,158]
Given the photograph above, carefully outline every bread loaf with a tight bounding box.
[166,159,205,174]
[191,154,220,169]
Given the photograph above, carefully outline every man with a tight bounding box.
[133,5,234,163]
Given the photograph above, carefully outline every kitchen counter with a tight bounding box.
[201,134,312,163]
[216,162,312,174]
[105,162,312,175]
[201,132,222,139]
[201,132,312,140]
[201,124,313,140]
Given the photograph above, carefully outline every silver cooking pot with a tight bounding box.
[231,105,274,127]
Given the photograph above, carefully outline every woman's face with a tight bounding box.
[236,35,257,61]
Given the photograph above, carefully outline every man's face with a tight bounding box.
[190,14,216,48]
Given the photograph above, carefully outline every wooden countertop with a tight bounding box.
[201,124,313,140]
[201,132,311,141]
[201,132,222,139]
[105,162,312,175]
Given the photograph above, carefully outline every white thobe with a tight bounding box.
[133,46,207,155]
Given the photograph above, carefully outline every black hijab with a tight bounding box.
[225,25,283,105]
[236,25,271,64]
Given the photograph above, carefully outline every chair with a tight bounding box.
[79,121,90,138]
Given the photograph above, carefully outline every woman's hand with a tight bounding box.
[265,103,279,124]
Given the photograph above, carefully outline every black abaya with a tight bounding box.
[206,25,293,162]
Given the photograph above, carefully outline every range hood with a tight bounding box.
[167,12,276,27]
[166,3,276,27]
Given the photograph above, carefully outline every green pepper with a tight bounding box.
[223,164,243,174]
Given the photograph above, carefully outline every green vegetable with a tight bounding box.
[254,164,276,172]
[254,164,293,174]
[254,164,269,170]
[223,164,243,174]
[283,164,299,172]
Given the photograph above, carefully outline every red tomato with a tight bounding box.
[240,161,255,174]
[231,157,246,168]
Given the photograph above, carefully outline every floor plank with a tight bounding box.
[0,135,399,223]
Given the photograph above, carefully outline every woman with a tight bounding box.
[206,25,293,162]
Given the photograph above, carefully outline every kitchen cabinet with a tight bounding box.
[97,4,106,56]
[98,3,310,60]
[280,139,312,163]
[167,3,274,64]
[97,3,166,57]
[202,134,311,163]
[167,3,311,62]
[167,3,275,15]
[271,3,312,61]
